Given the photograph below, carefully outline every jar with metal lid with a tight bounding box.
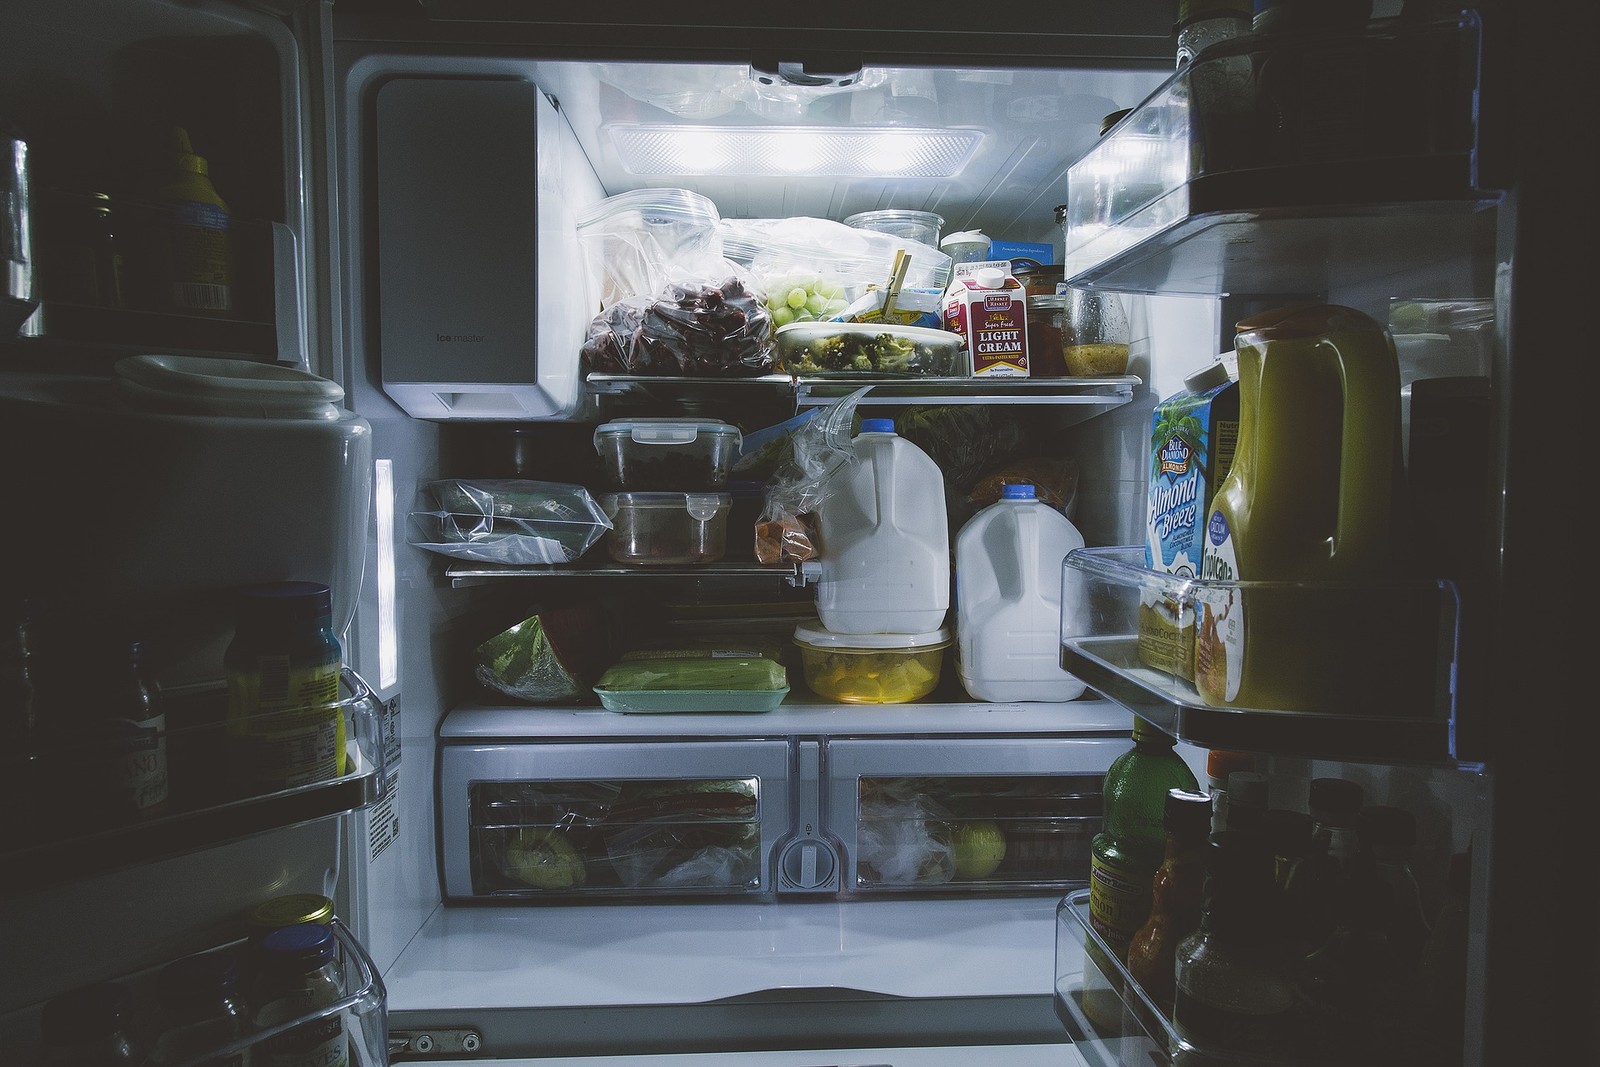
[247,893,337,938]
[35,189,125,308]
[1012,262,1065,299]
[250,923,349,1067]
[1024,294,1069,378]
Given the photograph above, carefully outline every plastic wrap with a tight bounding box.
[409,480,611,565]
[472,602,612,704]
[602,779,761,888]
[857,785,956,885]
[752,387,870,565]
[580,275,776,378]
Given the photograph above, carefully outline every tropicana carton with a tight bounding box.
[943,260,1029,377]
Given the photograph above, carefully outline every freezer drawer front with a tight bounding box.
[440,741,791,901]
[825,737,1121,896]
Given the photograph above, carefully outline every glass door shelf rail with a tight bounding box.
[1059,546,1461,764]
[1,918,386,1067]
[0,667,387,897]
[586,373,1139,410]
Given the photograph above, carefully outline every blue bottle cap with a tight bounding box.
[859,418,896,434]
[1001,483,1036,500]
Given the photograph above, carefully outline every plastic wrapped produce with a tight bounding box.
[472,602,612,704]
[580,275,775,378]
[409,480,611,565]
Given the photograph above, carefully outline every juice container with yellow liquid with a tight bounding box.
[1195,304,1421,713]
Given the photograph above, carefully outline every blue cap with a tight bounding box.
[1001,483,1036,500]
[859,418,896,434]
[260,922,338,970]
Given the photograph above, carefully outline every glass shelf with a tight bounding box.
[1060,12,1498,296]
[0,667,388,897]
[586,372,1139,412]
[1059,547,1461,764]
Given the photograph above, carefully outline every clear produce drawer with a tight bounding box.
[1059,547,1461,763]
[438,739,792,901]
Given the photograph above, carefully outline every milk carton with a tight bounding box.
[942,260,1029,377]
[1138,361,1239,680]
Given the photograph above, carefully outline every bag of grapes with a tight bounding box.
[721,216,952,330]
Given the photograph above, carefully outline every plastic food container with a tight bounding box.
[793,625,951,704]
[594,417,742,490]
[592,655,789,713]
[774,321,967,377]
[600,492,732,565]
[843,209,944,248]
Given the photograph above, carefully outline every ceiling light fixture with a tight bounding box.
[604,123,984,179]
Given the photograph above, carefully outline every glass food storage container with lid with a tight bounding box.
[600,491,732,565]
[594,417,742,490]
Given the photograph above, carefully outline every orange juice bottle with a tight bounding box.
[1195,304,1412,712]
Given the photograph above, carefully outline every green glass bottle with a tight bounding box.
[1089,716,1200,962]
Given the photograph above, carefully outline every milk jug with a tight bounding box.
[814,418,949,635]
[956,483,1087,702]
[1196,304,1415,713]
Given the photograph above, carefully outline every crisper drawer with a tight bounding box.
[824,737,1121,896]
[439,741,792,901]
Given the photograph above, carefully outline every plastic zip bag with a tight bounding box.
[409,480,611,565]
[752,387,871,564]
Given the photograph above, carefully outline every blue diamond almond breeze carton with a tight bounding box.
[1139,363,1239,681]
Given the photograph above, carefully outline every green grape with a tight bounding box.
[771,305,795,327]
[790,310,816,322]
[822,299,849,319]
[786,286,809,310]
[815,281,845,301]
[805,293,830,317]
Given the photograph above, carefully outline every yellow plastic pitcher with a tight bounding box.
[1194,304,1422,713]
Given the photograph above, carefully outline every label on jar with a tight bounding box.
[90,713,170,817]
[228,659,344,790]
[254,997,349,1067]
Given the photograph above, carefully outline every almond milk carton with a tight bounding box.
[943,260,1029,377]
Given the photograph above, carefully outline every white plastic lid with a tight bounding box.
[1184,360,1233,393]
[793,624,951,651]
[112,354,344,420]
[594,417,741,448]
[974,267,1008,290]
[940,230,989,249]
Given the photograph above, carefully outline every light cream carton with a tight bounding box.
[942,260,1030,377]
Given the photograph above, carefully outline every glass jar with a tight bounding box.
[1061,286,1131,376]
[1023,294,1069,377]
[250,923,349,1067]
[225,581,345,796]
[148,950,247,1067]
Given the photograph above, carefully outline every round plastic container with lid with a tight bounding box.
[842,209,944,248]
[793,624,950,704]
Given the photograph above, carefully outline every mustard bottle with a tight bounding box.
[1194,304,1415,713]
[152,126,233,315]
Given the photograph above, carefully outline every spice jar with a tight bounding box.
[1024,294,1069,377]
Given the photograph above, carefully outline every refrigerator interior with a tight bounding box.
[2,0,1570,1063]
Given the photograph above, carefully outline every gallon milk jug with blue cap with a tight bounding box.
[814,417,949,635]
[956,483,1088,702]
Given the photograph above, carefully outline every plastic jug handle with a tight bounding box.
[1018,502,1041,601]
[1330,323,1401,570]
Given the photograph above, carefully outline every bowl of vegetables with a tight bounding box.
[774,321,967,377]
[793,624,950,703]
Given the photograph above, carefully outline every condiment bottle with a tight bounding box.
[39,982,144,1065]
[1089,716,1201,962]
[225,581,345,796]
[148,125,233,315]
[1172,831,1297,1063]
[1195,304,1410,713]
[1355,804,1431,975]
[1280,776,1364,958]
[1203,749,1256,835]
[1126,787,1212,1008]
[50,634,170,826]
[147,950,248,1067]
[251,923,350,1067]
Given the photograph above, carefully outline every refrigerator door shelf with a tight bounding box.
[2,667,387,897]
[1060,546,1464,764]
[0,918,386,1067]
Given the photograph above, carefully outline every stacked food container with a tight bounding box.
[592,417,740,565]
